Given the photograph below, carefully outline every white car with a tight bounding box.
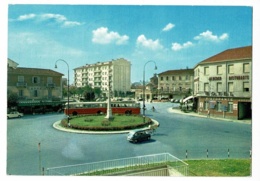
[7,111,24,119]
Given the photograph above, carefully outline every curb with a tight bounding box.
[168,107,251,124]
[53,119,159,134]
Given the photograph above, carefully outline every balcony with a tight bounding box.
[16,82,27,87]
[46,83,55,88]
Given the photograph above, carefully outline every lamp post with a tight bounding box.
[55,59,70,126]
[143,60,157,122]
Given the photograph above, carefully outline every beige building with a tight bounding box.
[193,46,252,120]
[7,59,64,101]
[158,69,194,100]
[74,58,131,96]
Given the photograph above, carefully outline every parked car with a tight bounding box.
[7,111,24,119]
[127,129,151,143]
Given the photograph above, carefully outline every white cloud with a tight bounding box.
[194,30,229,42]
[92,27,129,45]
[136,34,163,50]
[10,13,83,27]
[162,23,175,31]
[17,13,36,21]
[171,41,193,51]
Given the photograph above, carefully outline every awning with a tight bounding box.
[182,96,195,103]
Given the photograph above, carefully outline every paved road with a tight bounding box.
[7,102,252,175]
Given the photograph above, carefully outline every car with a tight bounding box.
[7,111,24,119]
[127,129,151,143]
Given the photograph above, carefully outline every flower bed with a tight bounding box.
[60,114,152,131]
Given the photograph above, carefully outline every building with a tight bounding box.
[193,46,252,120]
[157,69,194,100]
[74,58,131,97]
[7,59,64,113]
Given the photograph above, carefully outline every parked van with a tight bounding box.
[127,129,151,143]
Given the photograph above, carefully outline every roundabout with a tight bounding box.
[53,115,160,134]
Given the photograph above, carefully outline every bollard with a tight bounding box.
[228,149,230,158]
[206,149,209,158]
[186,150,188,159]
[42,167,44,175]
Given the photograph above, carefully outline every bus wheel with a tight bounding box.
[72,111,77,116]
[97,110,103,115]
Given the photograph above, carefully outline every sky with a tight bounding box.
[7,3,253,84]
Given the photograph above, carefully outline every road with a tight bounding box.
[7,102,252,175]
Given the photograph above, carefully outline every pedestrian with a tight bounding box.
[207,109,210,118]
[152,106,155,112]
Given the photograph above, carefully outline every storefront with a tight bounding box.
[197,96,251,120]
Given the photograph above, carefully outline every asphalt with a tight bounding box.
[53,107,251,134]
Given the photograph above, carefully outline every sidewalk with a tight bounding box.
[168,107,251,124]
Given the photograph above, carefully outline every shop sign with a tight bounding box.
[209,77,222,81]
[229,75,249,80]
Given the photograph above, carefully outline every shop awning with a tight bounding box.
[182,96,195,103]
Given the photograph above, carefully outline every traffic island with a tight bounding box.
[53,115,159,134]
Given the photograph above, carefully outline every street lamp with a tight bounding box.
[143,60,157,122]
[55,59,70,126]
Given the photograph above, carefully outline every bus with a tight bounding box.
[64,101,141,116]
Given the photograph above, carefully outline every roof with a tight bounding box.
[199,46,252,65]
[8,67,64,76]
[158,69,194,76]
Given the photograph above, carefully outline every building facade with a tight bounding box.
[194,46,252,120]
[7,59,64,113]
[74,58,131,96]
[157,69,194,100]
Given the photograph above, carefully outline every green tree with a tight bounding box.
[7,91,19,108]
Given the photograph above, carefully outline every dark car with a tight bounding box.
[127,129,151,143]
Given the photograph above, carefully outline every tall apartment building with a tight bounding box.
[193,46,252,119]
[74,58,131,96]
[157,69,194,99]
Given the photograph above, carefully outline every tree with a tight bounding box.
[7,91,19,108]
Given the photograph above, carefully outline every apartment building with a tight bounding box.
[74,58,131,96]
[157,69,194,100]
[193,46,252,119]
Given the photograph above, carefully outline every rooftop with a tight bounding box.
[199,45,252,65]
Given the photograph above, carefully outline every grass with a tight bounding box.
[70,115,150,127]
[78,159,251,176]
[186,159,251,176]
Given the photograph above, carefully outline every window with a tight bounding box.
[32,76,40,84]
[204,101,209,110]
[18,76,24,82]
[204,83,209,92]
[216,101,222,111]
[243,82,249,92]
[47,77,53,83]
[204,67,209,75]
[217,65,222,75]
[18,90,23,97]
[217,82,222,93]
[179,76,182,80]
[166,76,169,81]
[172,76,175,80]
[228,64,234,74]
[228,82,233,92]
[34,90,38,97]
[227,102,233,112]
[161,77,163,81]
[243,63,250,73]
[186,75,189,80]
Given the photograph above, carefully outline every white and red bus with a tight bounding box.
[64,101,141,116]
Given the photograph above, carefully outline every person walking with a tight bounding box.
[207,109,210,118]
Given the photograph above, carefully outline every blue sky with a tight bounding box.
[7,4,253,83]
